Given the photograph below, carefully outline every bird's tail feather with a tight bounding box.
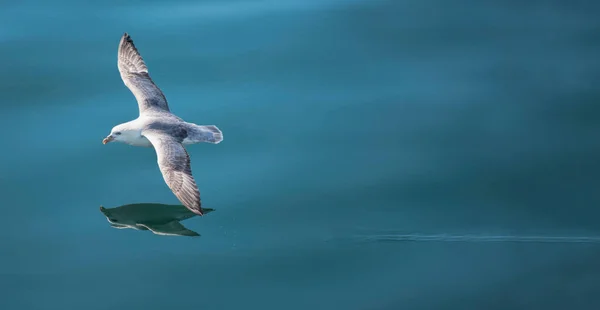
[198,125,223,144]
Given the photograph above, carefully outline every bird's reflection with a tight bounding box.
[99,203,215,237]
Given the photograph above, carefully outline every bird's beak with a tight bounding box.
[102,135,114,144]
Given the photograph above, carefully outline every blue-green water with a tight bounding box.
[2,1,600,309]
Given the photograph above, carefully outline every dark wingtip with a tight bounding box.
[121,32,133,45]
[193,208,216,216]
[118,32,144,63]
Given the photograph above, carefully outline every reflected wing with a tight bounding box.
[110,223,135,230]
[137,221,200,236]
[143,130,204,216]
[118,33,170,114]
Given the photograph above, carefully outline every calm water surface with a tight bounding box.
[1,1,600,309]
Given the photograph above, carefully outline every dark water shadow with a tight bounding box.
[99,203,215,237]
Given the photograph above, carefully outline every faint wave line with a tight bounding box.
[355,233,600,244]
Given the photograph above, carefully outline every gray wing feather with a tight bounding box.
[143,131,204,216]
[118,33,170,114]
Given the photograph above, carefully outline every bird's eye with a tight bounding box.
[114,132,121,135]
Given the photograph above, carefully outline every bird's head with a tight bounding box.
[99,206,135,228]
[102,124,129,144]
[100,206,122,225]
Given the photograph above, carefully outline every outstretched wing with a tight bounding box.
[118,32,170,114]
[142,130,204,216]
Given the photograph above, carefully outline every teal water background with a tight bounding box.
[1,1,600,309]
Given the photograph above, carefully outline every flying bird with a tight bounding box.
[102,33,223,216]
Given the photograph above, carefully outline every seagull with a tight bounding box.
[102,33,223,216]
